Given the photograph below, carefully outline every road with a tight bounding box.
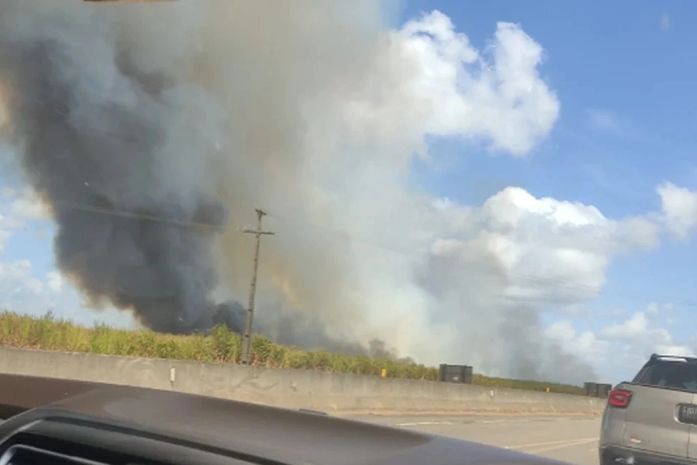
[347,414,601,465]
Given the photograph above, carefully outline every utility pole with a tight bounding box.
[240,208,274,364]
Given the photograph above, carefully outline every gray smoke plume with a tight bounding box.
[0,0,232,332]
[0,0,609,383]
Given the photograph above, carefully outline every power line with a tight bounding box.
[53,200,223,230]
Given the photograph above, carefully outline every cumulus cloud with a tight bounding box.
[0,180,131,326]
[0,213,15,253]
[657,182,697,238]
[348,12,560,157]
[9,189,50,221]
[0,187,52,253]
[545,320,608,364]
[544,303,692,383]
[601,311,689,355]
[401,186,666,382]
[46,270,63,292]
[0,260,44,302]
[0,258,134,328]
[0,192,22,253]
[466,187,656,303]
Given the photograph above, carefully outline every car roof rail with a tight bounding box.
[651,353,697,362]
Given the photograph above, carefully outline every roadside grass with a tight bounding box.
[0,311,584,395]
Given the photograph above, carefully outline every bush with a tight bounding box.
[211,325,240,362]
[251,335,273,364]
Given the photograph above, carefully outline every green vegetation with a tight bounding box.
[0,311,437,379]
[0,311,584,394]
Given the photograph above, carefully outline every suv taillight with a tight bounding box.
[608,388,632,408]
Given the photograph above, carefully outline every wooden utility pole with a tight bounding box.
[240,208,274,364]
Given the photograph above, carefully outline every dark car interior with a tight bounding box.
[0,374,563,465]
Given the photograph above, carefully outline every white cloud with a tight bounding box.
[0,259,136,328]
[545,320,608,363]
[0,187,52,253]
[0,213,16,253]
[46,270,63,292]
[603,312,651,339]
[657,182,697,238]
[9,188,50,220]
[615,216,661,250]
[465,187,656,303]
[0,260,44,301]
[345,11,560,157]
[0,189,131,327]
[603,311,692,357]
[544,303,693,383]
[401,186,667,382]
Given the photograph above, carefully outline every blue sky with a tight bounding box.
[400,0,697,211]
[3,1,697,383]
[393,1,697,380]
[404,1,697,207]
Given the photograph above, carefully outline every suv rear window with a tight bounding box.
[633,360,697,393]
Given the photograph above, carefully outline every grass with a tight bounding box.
[0,311,584,395]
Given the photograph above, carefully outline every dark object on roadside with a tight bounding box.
[439,364,473,384]
[584,382,612,398]
[600,353,697,465]
[0,373,566,465]
[597,383,612,398]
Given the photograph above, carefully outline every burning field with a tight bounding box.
[0,0,610,383]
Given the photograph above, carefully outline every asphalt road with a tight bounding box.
[346,414,602,465]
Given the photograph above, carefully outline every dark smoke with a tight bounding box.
[212,302,245,333]
[0,2,231,333]
[213,302,401,359]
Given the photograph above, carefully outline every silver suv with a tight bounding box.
[600,354,697,465]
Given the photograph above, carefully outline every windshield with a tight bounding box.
[634,360,697,393]
[0,2,694,464]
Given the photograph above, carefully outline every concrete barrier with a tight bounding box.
[0,347,605,415]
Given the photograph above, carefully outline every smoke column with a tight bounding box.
[0,0,234,332]
[0,1,602,382]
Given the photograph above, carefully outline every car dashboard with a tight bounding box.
[0,374,565,465]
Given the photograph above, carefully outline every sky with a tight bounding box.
[393,0,697,381]
[1,0,697,384]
